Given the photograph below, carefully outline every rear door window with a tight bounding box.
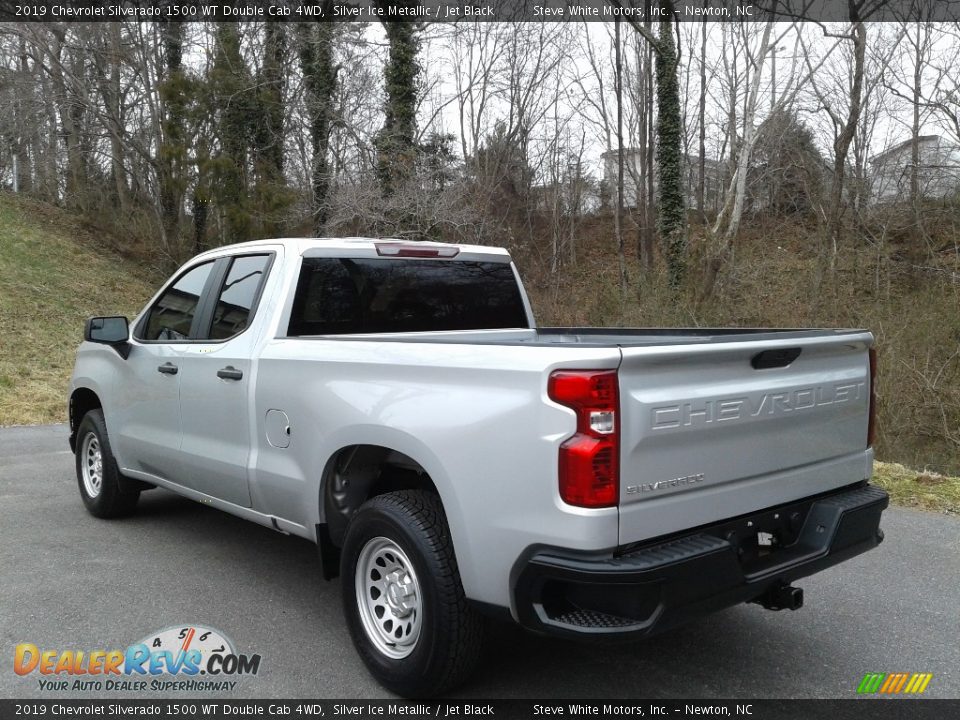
[208,254,272,340]
[287,258,528,336]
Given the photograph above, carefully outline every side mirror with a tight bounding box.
[85,316,131,359]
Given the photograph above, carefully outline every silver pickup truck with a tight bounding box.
[69,238,887,696]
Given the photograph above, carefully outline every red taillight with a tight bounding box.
[867,347,878,447]
[375,242,460,258]
[548,370,619,508]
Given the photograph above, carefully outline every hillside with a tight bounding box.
[0,192,956,514]
[0,192,154,425]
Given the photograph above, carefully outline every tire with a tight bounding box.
[75,409,140,518]
[341,490,484,697]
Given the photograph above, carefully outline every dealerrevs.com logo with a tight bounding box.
[14,625,261,692]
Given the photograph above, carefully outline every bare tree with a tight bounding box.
[700,22,774,300]
[701,22,839,300]
[449,22,504,163]
[882,4,942,242]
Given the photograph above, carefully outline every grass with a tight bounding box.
[873,461,960,516]
[0,192,154,425]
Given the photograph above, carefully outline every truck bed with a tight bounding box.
[305,325,869,347]
[527,327,866,346]
[290,325,874,547]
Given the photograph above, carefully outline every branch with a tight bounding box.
[607,1,661,52]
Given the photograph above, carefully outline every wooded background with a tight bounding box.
[0,8,958,473]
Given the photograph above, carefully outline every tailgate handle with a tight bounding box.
[751,348,801,369]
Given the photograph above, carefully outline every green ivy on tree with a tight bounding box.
[374,9,421,198]
[654,17,687,288]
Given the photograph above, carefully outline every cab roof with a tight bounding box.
[193,237,512,263]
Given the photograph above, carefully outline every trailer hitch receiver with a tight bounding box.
[755,583,804,611]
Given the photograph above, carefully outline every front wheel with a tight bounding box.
[341,490,484,697]
[75,409,139,518]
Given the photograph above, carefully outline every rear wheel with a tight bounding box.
[341,490,484,697]
[75,409,139,518]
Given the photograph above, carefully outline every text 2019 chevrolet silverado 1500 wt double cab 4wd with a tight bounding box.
[69,238,887,696]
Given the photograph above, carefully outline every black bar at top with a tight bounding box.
[3,0,960,23]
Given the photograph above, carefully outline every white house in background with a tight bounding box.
[601,147,724,211]
[870,135,960,202]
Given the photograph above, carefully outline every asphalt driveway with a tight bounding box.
[1,424,957,699]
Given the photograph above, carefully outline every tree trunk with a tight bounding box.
[212,24,253,243]
[192,191,209,255]
[258,22,288,236]
[262,23,286,180]
[48,30,87,209]
[655,13,687,288]
[298,17,337,235]
[40,72,59,202]
[644,33,656,270]
[158,21,187,250]
[614,18,629,295]
[826,21,866,268]
[375,5,420,198]
[697,21,707,216]
[910,19,922,231]
[636,28,654,271]
[106,24,128,209]
[15,36,33,194]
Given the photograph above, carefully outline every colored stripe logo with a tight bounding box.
[857,673,933,694]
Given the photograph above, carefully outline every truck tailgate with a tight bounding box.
[617,332,873,545]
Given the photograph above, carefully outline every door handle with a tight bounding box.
[217,366,243,381]
[157,362,178,375]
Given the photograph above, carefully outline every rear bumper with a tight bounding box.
[513,482,888,640]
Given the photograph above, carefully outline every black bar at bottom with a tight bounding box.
[1,699,956,720]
